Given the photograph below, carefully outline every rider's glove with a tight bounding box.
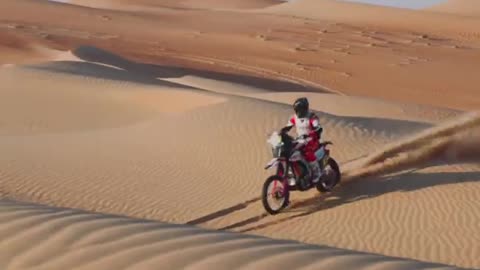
[297,136,311,145]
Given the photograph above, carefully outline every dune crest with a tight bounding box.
[0,199,468,270]
[0,32,59,65]
[428,0,480,16]
[264,0,480,34]
[71,0,283,10]
[0,46,226,135]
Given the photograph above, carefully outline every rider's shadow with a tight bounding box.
[231,167,480,233]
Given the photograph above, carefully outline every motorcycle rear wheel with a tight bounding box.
[316,157,341,193]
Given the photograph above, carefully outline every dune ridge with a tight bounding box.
[70,0,283,10]
[428,0,480,16]
[264,0,480,34]
[0,199,469,270]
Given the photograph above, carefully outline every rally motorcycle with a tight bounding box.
[261,131,341,215]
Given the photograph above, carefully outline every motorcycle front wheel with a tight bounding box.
[262,175,290,215]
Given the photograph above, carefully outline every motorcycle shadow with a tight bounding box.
[232,169,480,233]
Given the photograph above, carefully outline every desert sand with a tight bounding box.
[428,0,480,16]
[0,199,468,270]
[1,0,479,269]
[71,0,283,10]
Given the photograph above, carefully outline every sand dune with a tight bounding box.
[0,31,56,65]
[0,199,468,270]
[0,45,479,268]
[248,92,460,123]
[2,0,480,268]
[71,0,283,10]
[0,63,223,135]
[428,0,480,16]
[2,0,480,110]
[264,0,480,34]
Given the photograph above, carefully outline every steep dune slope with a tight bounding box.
[0,199,467,270]
[0,45,479,268]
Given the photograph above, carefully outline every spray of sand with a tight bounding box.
[343,111,480,182]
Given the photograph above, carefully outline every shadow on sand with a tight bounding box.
[235,168,480,233]
[28,45,330,93]
[26,45,432,137]
[187,166,480,232]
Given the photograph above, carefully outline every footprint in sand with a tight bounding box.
[255,34,270,41]
[98,15,112,21]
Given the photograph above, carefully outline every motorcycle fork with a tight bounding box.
[322,150,330,168]
[293,161,310,187]
[276,161,285,177]
[277,161,289,196]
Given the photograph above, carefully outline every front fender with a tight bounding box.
[264,158,279,170]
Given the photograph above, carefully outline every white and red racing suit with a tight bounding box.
[282,112,323,162]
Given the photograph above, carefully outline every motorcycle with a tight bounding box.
[261,131,341,215]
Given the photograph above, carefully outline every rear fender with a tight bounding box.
[315,147,326,161]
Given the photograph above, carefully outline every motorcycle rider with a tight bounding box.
[280,97,323,184]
